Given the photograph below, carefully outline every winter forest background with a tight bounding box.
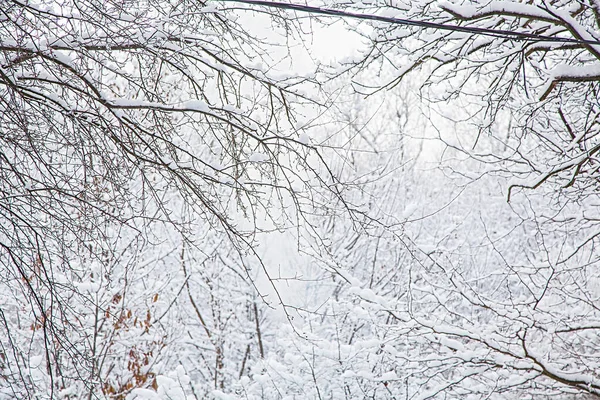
[2,0,600,398]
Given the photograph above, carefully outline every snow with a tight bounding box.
[183,100,210,113]
[58,386,76,398]
[347,275,363,287]
[156,375,176,389]
[348,286,390,308]
[51,50,75,65]
[110,99,163,108]
[342,370,357,378]
[29,356,43,368]
[248,61,264,70]
[294,119,307,130]
[119,13,136,22]
[129,388,159,399]
[402,203,417,218]
[201,4,219,13]
[298,132,310,145]
[223,104,242,114]
[439,1,556,21]
[210,390,237,400]
[76,281,100,293]
[549,63,600,80]
[379,371,398,380]
[249,152,269,162]
[352,305,370,319]
[376,8,402,19]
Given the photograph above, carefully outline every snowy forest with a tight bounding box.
[2,0,600,398]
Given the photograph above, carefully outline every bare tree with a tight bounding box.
[334,0,600,199]
[307,0,600,397]
[0,0,353,397]
[6,0,600,398]
[206,1,600,398]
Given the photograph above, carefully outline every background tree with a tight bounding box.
[213,0,600,397]
[267,0,600,397]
